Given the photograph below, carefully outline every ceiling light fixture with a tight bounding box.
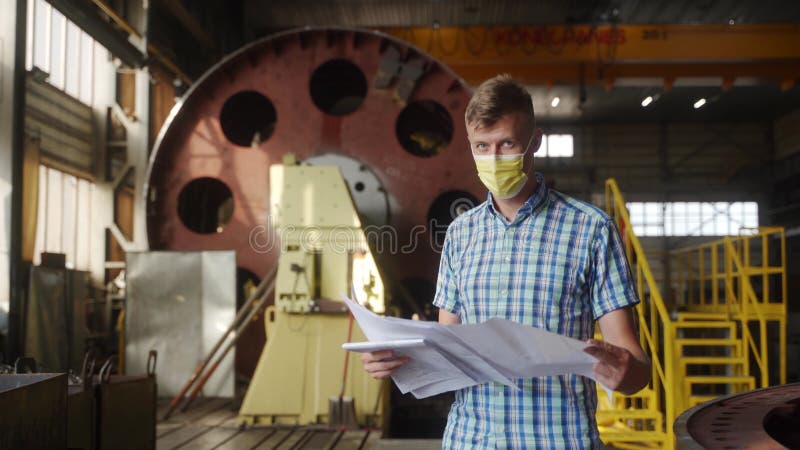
[693,98,707,109]
[550,97,560,107]
[641,96,653,107]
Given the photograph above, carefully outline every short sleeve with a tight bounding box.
[432,225,461,314]
[590,219,640,319]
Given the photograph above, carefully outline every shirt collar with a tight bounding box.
[486,172,548,222]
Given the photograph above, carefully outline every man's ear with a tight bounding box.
[530,128,544,154]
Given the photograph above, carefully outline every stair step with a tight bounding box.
[613,388,657,400]
[684,375,755,386]
[679,356,745,366]
[597,409,662,420]
[677,312,729,321]
[675,338,741,347]
[674,321,735,329]
[598,429,667,442]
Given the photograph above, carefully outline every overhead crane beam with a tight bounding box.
[156,0,216,52]
[380,25,800,89]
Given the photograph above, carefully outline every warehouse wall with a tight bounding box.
[534,120,771,296]
[538,121,769,203]
[769,108,800,227]
[770,108,800,316]
[0,0,20,337]
[775,108,800,161]
[89,49,117,282]
[85,49,150,282]
[22,42,151,284]
[131,71,151,250]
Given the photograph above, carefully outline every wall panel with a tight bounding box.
[24,76,95,178]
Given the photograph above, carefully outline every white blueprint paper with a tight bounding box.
[342,296,613,400]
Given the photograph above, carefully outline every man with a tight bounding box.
[362,75,650,448]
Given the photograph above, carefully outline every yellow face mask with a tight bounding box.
[472,132,536,199]
[473,153,529,199]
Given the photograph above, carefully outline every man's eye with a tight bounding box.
[502,141,514,147]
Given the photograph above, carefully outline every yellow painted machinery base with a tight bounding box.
[239,307,382,426]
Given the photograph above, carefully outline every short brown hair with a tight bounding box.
[465,74,534,131]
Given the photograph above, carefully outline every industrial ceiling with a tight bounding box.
[242,0,800,30]
[81,0,800,123]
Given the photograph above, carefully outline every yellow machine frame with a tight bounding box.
[239,157,383,426]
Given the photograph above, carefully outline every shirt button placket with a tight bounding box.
[497,383,506,444]
[498,230,512,445]
[499,227,513,304]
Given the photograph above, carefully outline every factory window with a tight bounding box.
[33,165,95,270]
[534,134,574,158]
[626,202,759,237]
[26,0,97,105]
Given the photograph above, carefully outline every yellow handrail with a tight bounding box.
[604,182,786,449]
[605,178,675,449]
[670,226,785,388]
[724,237,770,386]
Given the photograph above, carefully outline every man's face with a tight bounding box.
[467,112,541,157]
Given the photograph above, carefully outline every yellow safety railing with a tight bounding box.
[671,227,788,386]
[603,181,787,449]
[604,179,675,449]
[728,236,768,386]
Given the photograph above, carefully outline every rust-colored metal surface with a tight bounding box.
[675,383,800,449]
[145,27,482,377]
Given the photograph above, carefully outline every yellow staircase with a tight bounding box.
[596,387,665,448]
[671,226,788,391]
[673,314,754,411]
[596,179,787,449]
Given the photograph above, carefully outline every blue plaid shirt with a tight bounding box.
[433,172,639,449]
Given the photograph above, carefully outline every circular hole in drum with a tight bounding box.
[236,267,261,310]
[427,191,478,248]
[220,90,277,147]
[177,177,234,234]
[309,59,367,116]
[396,100,454,157]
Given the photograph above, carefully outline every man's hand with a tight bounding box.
[587,307,651,395]
[584,338,649,395]
[360,350,410,379]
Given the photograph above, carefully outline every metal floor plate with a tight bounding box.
[155,398,428,450]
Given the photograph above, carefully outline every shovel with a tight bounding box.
[329,312,358,429]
